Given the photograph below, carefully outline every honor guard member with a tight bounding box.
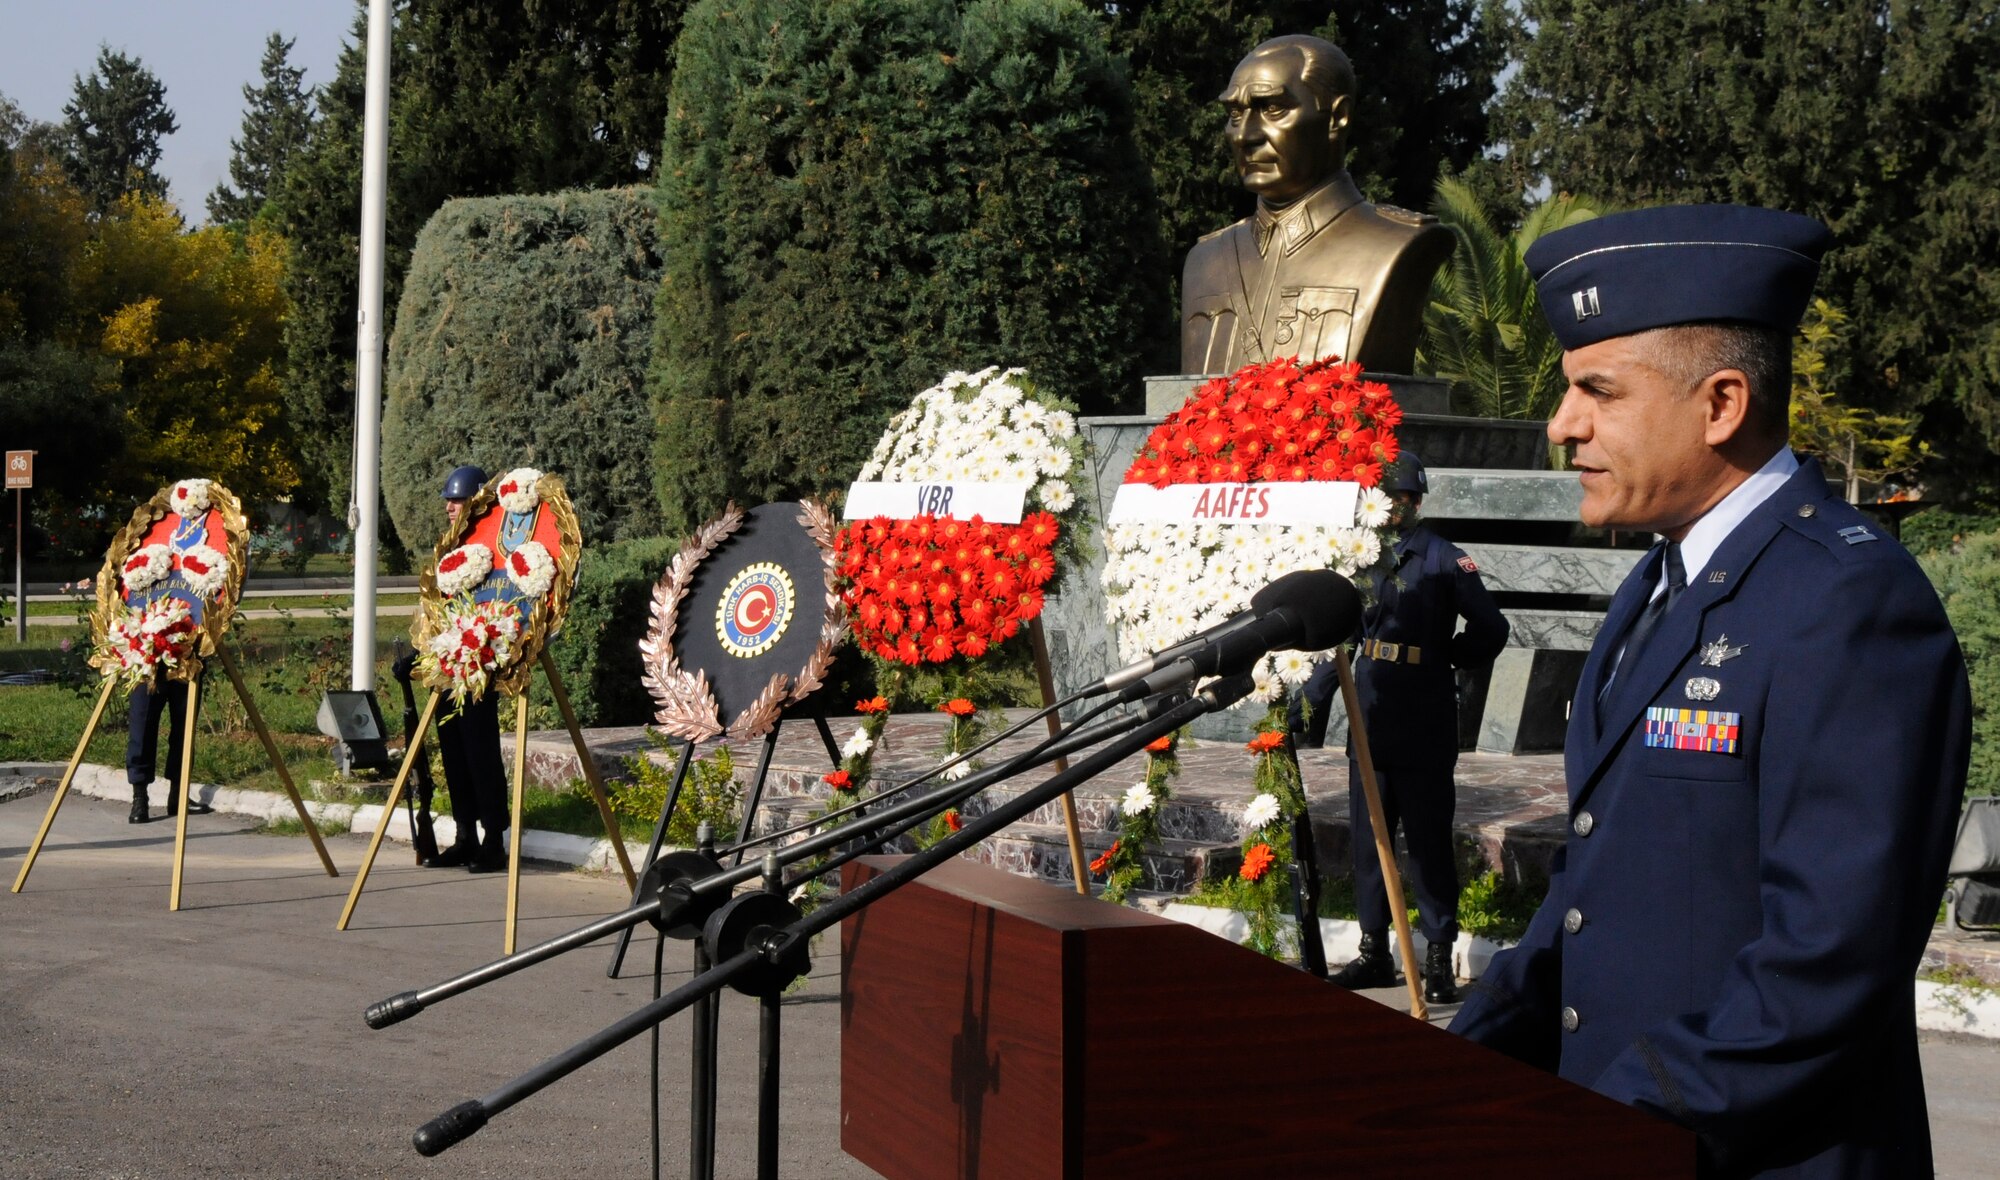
[393,464,511,872]
[126,675,212,824]
[1293,453,1508,1001]
[1449,205,1970,1177]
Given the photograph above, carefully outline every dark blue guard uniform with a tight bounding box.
[1295,457,1509,999]
[1450,205,1971,1177]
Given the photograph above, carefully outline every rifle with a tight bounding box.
[393,642,441,865]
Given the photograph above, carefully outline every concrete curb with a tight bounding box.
[0,761,651,875]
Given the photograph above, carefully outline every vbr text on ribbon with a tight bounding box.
[843,481,1032,524]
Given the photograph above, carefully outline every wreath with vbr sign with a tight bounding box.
[413,467,582,709]
[88,478,250,689]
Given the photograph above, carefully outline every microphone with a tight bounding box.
[1120,569,1359,700]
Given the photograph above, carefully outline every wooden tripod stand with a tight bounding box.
[10,644,340,908]
[336,649,637,953]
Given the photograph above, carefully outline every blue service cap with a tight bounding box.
[1526,204,1834,350]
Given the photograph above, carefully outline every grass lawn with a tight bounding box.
[1,616,621,842]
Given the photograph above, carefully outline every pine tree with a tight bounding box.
[1488,0,2000,499]
[207,33,313,226]
[60,46,178,212]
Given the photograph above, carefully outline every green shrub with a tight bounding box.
[382,187,665,558]
[611,735,740,847]
[649,0,1166,536]
[1922,531,2000,796]
[532,535,681,729]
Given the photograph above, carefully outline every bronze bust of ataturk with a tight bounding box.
[1181,35,1453,376]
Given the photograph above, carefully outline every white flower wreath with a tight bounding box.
[854,366,1083,518]
[503,540,556,599]
[426,601,522,705]
[435,542,494,599]
[495,468,544,515]
[175,543,230,600]
[120,543,173,595]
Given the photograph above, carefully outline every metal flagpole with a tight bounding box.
[349,0,393,692]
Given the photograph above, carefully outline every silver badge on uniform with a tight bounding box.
[1572,286,1602,320]
[1699,635,1747,667]
[1685,676,1721,702]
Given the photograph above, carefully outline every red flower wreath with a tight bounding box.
[834,512,1062,665]
[1127,356,1402,490]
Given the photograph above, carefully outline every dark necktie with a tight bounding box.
[1599,541,1686,709]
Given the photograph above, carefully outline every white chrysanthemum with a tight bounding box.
[170,478,213,517]
[1009,400,1048,429]
[1249,665,1284,704]
[495,468,543,514]
[1355,486,1394,529]
[1121,782,1157,816]
[504,540,557,599]
[120,543,173,595]
[1037,480,1075,512]
[843,727,873,760]
[1273,648,1314,687]
[1046,410,1076,437]
[174,544,230,600]
[941,760,972,781]
[435,543,493,598]
[1242,792,1281,832]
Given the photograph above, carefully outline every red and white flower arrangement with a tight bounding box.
[120,544,173,595]
[1102,357,1401,705]
[175,543,230,600]
[504,540,555,599]
[103,597,198,689]
[435,542,494,598]
[170,478,213,517]
[424,600,523,706]
[836,367,1087,666]
[495,467,544,515]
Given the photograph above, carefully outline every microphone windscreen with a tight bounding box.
[1251,569,1360,651]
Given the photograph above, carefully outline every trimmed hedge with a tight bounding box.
[533,535,681,729]
[649,0,1167,536]
[382,187,665,557]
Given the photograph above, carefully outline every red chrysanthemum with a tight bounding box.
[1245,731,1286,754]
[1240,843,1276,883]
[1090,839,1122,876]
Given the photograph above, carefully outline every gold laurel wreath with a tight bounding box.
[412,471,585,699]
[642,499,847,743]
[88,481,251,682]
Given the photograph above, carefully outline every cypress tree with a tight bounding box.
[60,46,178,213]
[381,188,666,554]
[650,0,1163,535]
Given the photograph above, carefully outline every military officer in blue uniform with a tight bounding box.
[1449,205,1970,1177]
[1294,453,1510,1001]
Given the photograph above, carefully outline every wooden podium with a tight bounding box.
[840,857,1692,1178]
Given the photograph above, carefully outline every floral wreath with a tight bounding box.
[414,466,582,708]
[1101,356,1401,707]
[88,479,250,689]
[834,366,1088,666]
[640,500,845,743]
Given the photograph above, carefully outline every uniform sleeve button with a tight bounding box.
[1563,907,1584,934]
[1562,1006,1581,1033]
[1797,504,1817,518]
[1572,811,1594,837]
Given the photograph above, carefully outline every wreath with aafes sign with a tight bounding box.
[833,366,1089,665]
[1102,356,1401,707]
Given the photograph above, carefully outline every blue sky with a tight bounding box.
[0,0,360,221]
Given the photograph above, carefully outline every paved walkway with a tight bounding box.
[3,787,1998,1177]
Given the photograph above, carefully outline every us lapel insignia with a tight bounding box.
[1707,570,1727,584]
[1699,634,1747,667]
[1685,676,1721,702]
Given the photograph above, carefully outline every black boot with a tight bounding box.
[467,827,508,874]
[1424,938,1459,1004]
[425,843,472,868]
[1331,929,1397,990]
[129,785,150,824]
[163,784,212,818]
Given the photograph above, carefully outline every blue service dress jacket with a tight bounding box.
[1449,458,1970,1177]
[1347,524,1510,768]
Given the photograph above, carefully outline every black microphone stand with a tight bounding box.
[407,676,1250,1164]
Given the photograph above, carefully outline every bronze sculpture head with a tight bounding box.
[1221,36,1355,207]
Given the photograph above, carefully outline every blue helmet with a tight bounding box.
[441,465,487,500]
[1388,454,1427,496]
